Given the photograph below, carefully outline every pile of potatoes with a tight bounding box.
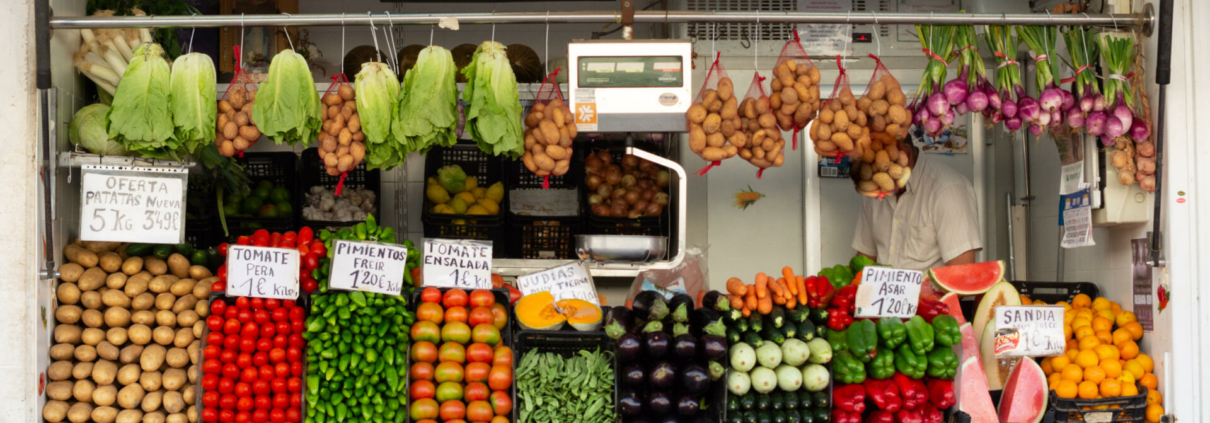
[319,83,367,176]
[44,241,213,423]
[522,97,575,177]
[216,84,260,157]
[823,75,912,197]
[769,59,822,132]
[686,77,742,163]
[737,93,786,169]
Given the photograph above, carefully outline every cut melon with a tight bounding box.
[929,261,1006,295]
[980,322,1019,391]
[998,358,1049,423]
[940,292,967,325]
[954,322,980,363]
[957,356,999,423]
[556,299,603,331]
[516,292,566,331]
[972,281,1021,346]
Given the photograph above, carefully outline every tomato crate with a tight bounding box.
[299,148,382,231]
[510,330,616,423]
[227,152,301,240]
[421,143,508,257]
[1046,385,1149,423]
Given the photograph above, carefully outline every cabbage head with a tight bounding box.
[169,52,216,155]
[251,50,321,146]
[70,104,127,156]
[354,62,402,170]
[393,46,458,154]
[108,43,177,158]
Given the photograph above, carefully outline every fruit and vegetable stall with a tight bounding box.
[32,5,1178,423]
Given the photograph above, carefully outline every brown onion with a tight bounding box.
[587,194,603,205]
[597,184,613,199]
[592,203,611,216]
[641,189,655,201]
[611,188,627,202]
[638,179,654,190]
[645,202,663,216]
[610,202,628,217]
[653,192,670,206]
[622,154,640,169]
[604,168,622,185]
[639,161,654,173]
[633,200,650,212]
[586,174,603,191]
[628,209,643,219]
[656,170,671,188]
[585,154,603,172]
[597,150,612,165]
[624,190,641,205]
[621,174,637,188]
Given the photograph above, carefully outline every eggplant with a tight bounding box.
[701,290,730,312]
[633,291,670,321]
[690,308,726,338]
[680,364,710,395]
[669,293,695,323]
[623,363,646,387]
[617,333,643,362]
[677,395,702,416]
[646,391,673,416]
[645,330,670,359]
[650,361,677,389]
[707,360,726,381]
[672,322,691,337]
[699,334,727,361]
[619,389,643,416]
[657,416,681,423]
[674,333,698,359]
[643,320,665,333]
[605,307,636,339]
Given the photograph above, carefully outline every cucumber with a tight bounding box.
[124,243,152,257]
[744,332,765,348]
[797,320,817,342]
[756,394,771,411]
[789,307,810,324]
[153,245,173,260]
[797,390,814,409]
[769,306,786,328]
[761,326,786,345]
[749,314,764,333]
[726,328,743,345]
[190,250,209,266]
[770,391,784,411]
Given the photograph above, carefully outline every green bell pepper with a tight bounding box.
[905,316,935,355]
[846,319,878,362]
[926,347,959,379]
[850,255,875,274]
[866,347,895,380]
[893,345,927,379]
[834,351,867,384]
[827,327,849,352]
[931,315,961,347]
[877,318,907,350]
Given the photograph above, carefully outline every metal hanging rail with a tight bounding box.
[49,10,1152,32]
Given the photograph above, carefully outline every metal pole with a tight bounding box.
[49,10,1152,31]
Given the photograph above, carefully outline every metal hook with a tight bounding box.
[368,11,381,63]
[872,11,881,58]
[281,13,295,51]
[739,29,751,49]
[753,9,760,71]
[341,13,346,76]
[385,11,399,73]
[187,13,197,54]
[545,11,551,74]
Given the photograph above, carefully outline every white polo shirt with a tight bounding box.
[851,155,982,271]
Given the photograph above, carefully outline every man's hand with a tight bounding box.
[944,250,979,266]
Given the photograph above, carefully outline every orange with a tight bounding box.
[1124,322,1145,341]
[1067,339,1080,353]
[1100,379,1123,397]
[1078,335,1101,351]
[1101,359,1123,378]
[1092,316,1114,332]
[1120,340,1140,360]
[1051,355,1072,371]
[1110,301,1122,314]
[1112,328,1133,346]
[1096,330,1114,345]
[1034,299,1047,305]
[1076,350,1100,368]
[1064,311,1077,325]
[1057,301,1072,310]
[1084,366,1107,384]
[1073,294,1092,309]
[1140,373,1158,390]
[1119,370,1137,385]
[1072,317,1092,330]
[1137,354,1155,372]
[1097,309,1116,321]
[1061,364,1085,382]
[1078,381,1100,399]
[1074,326,1096,340]
[1095,344,1121,362]
[1092,297,1111,310]
[1066,348,1080,361]
[1055,380,1079,399]
[1065,325,1074,340]
[1122,382,1140,397]
[1146,404,1164,423]
[1048,372,1064,388]
[1147,390,1162,405]
[1124,360,1146,379]
[1041,357,1055,375]
[1116,311,1138,327]
[1020,295,1032,304]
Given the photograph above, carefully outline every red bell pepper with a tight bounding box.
[835,409,863,423]
[915,298,949,323]
[866,411,895,423]
[921,407,943,423]
[828,308,855,330]
[806,276,835,309]
[893,373,928,410]
[832,284,859,312]
[865,379,902,412]
[834,383,867,414]
[926,379,956,410]
[895,409,923,423]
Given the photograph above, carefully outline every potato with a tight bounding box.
[188,265,212,280]
[97,341,120,361]
[75,344,97,361]
[176,310,199,329]
[144,258,167,276]
[70,362,94,381]
[195,301,208,319]
[105,307,132,327]
[93,384,118,406]
[50,343,75,360]
[117,383,145,408]
[66,244,99,267]
[43,400,69,422]
[132,293,155,311]
[120,345,144,364]
[149,275,177,294]
[73,379,95,401]
[122,256,144,275]
[78,309,102,328]
[55,325,82,343]
[167,413,187,423]
[56,283,81,305]
[155,292,177,310]
[193,321,204,338]
[46,381,74,400]
[117,363,141,385]
[163,390,185,412]
[81,291,103,309]
[193,278,214,300]
[187,364,197,383]
[132,310,155,325]
[141,345,166,371]
[106,272,127,289]
[98,252,123,273]
[116,409,144,423]
[172,295,197,314]
[154,310,177,327]
[90,406,119,423]
[153,326,176,345]
[169,279,196,297]
[107,327,129,346]
[59,263,85,282]
[141,390,163,412]
[67,402,93,423]
[139,371,162,391]
[125,272,150,297]
[128,324,152,345]
[54,305,82,324]
[48,360,73,381]
[166,254,190,278]
[78,267,107,291]
[144,411,166,423]
[165,348,190,368]
[182,386,195,405]
[187,341,200,365]
[173,329,195,349]
[83,328,106,345]
[91,359,117,385]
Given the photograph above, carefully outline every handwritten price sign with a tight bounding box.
[79,165,187,244]
[329,240,409,296]
[854,267,924,318]
[226,245,300,300]
[422,239,493,289]
[517,262,598,305]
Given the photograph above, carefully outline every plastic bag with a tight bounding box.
[626,247,708,306]
[522,67,576,187]
[849,55,912,199]
[686,52,739,175]
[317,73,366,194]
[737,72,784,177]
[770,31,822,148]
[810,56,855,159]
[216,45,260,157]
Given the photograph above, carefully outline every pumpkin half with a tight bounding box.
[556,299,604,331]
[515,292,603,331]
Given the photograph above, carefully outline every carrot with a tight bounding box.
[741,307,752,318]
[745,287,758,311]
[797,275,808,306]
[773,294,786,305]
[728,294,744,310]
[768,277,787,299]
[757,295,774,314]
[726,277,748,296]
[755,272,769,299]
[786,297,797,310]
[782,267,798,296]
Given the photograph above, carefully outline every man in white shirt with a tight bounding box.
[851,144,982,271]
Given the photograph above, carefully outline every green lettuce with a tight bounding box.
[393,46,458,154]
[462,41,524,159]
[70,104,127,156]
[107,43,178,158]
[251,50,321,146]
[169,52,216,155]
[354,62,403,170]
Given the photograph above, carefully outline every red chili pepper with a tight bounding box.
[915,298,949,323]
[806,275,835,309]
[828,308,855,330]
[866,410,895,423]
[865,378,903,412]
[895,409,923,423]
[834,383,867,413]
[926,379,956,410]
[920,406,943,423]
[834,410,863,423]
[831,284,859,312]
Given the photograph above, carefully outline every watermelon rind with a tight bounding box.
[980,322,1019,391]
[998,358,1049,423]
[957,356,999,423]
[973,281,1022,347]
[929,260,1006,295]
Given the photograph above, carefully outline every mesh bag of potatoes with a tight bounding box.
[215,65,260,157]
[770,31,822,148]
[44,241,213,423]
[686,52,740,174]
[317,73,366,184]
[847,55,913,198]
[522,68,576,187]
[737,72,786,176]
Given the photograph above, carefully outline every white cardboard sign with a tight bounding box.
[422,239,493,289]
[854,267,924,318]
[329,240,409,296]
[517,262,599,305]
[226,245,300,300]
[994,305,1066,357]
[79,165,187,244]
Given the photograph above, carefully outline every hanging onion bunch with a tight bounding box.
[585,151,670,219]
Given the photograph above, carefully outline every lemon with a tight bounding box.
[455,191,477,207]
[449,197,469,215]
[486,182,505,203]
[465,176,479,192]
[466,205,491,215]
[471,187,487,200]
[477,199,500,215]
[426,184,451,204]
[433,204,456,214]
[427,177,439,186]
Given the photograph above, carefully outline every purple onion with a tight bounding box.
[923,117,942,134]
[1105,116,1125,139]
[1051,110,1063,127]
[1060,90,1075,110]
[1067,109,1086,128]
[1029,124,1044,136]
[914,107,930,126]
[1087,111,1107,136]
[1039,88,1063,112]
[927,93,949,116]
[1037,110,1051,126]
[1101,135,1115,146]
[940,109,956,126]
[956,102,970,116]
[1092,94,1106,112]
[943,79,968,105]
[1002,99,1018,118]
[987,89,1003,110]
[966,91,988,112]
[1113,103,1134,131]
[1131,119,1150,142]
[1079,94,1094,114]
[1018,96,1041,122]
[1005,116,1023,131]
[990,112,1004,124]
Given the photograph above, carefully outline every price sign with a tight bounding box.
[329,240,409,296]
[854,267,924,318]
[994,306,1066,357]
[226,245,300,300]
[517,262,599,305]
[79,165,187,244]
[422,239,493,289]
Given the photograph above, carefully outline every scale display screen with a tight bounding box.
[577,56,683,88]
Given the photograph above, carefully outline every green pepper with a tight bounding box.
[834,351,867,384]
[931,315,961,346]
[926,347,959,379]
[827,328,848,352]
[894,345,927,379]
[846,319,878,362]
[877,318,907,350]
[905,315,935,355]
[831,264,854,288]
[866,347,895,380]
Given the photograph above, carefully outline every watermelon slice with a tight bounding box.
[940,292,967,325]
[954,322,980,363]
[973,281,1022,347]
[980,322,1020,391]
[929,261,1006,295]
[957,356,999,423]
[998,358,1049,423]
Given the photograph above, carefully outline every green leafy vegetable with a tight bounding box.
[437,165,467,193]
[393,46,459,154]
[69,104,127,156]
[462,41,524,159]
[107,43,178,158]
[169,52,216,155]
[354,62,403,170]
[252,50,321,146]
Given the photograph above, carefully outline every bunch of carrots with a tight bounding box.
[725,266,808,317]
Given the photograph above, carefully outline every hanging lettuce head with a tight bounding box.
[251,50,322,146]
[354,61,403,170]
[107,43,179,158]
[169,52,217,155]
[393,46,459,154]
[462,41,524,159]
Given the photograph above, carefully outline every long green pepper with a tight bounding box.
[516,348,616,423]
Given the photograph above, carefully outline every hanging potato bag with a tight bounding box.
[812,56,857,159]
[685,52,738,174]
[850,55,912,198]
[737,71,783,177]
[522,67,576,187]
[251,49,322,146]
[317,73,366,193]
[216,46,261,157]
[770,30,822,149]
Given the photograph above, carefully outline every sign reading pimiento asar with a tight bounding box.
[422,239,493,289]
[79,165,187,244]
[226,245,300,300]
[329,240,409,296]
[854,266,924,318]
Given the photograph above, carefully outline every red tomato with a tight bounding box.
[269,232,282,247]
[286,347,301,362]
[224,308,239,320]
[444,306,468,324]
[301,279,318,293]
[464,362,491,383]
[434,362,465,383]
[236,236,250,246]
[291,361,303,377]
[272,334,288,349]
[289,307,305,321]
[204,345,222,361]
[252,380,270,395]
[259,365,275,380]
[298,227,314,244]
[466,401,494,423]
[466,343,493,363]
[269,348,286,363]
[438,342,466,364]
[489,391,512,416]
[443,289,469,308]
[441,322,472,345]
[219,394,238,410]
[411,342,438,363]
[410,398,439,421]
[271,378,287,394]
[207,331,225,346]
[254,394,272,410]
[220,349,238,364]
[223,319,242,335]
[285,408,301,423]
[490,274,504,289]
[257,339,273,352]
[291,319,305,335]
[269,409,284,423]
[288,377,302,392]
[464,382,489,402]
[506,284,521,305]
[303,254,320,271]
[235,297,250,310]
[211,300,227,316]
[416,303,445,324]
[236,396,254,412]
[237,309,253,323]
[259,323,276,339]
[488,366,512,390]
[440,400,467,420]
[264,298,280,310]
[253,310,271,325]
[207,315,225,332]
[467,307,494,328]
[420,287,443,304]
[273,393,290,409]
[490,304,509,330]
[201,407,219,423]
[202,390,220,408]
[491,416,509,423]
[241,322,258,338]
[203,359,222,375]
[309,240,326,256]
[223,336,240,351]
[469,290,495,308]
[412,267,424,287]
[223,363,242,379]
[213,280,226,293]
[240,338,257,353]
[288,334,305,349]
[282,230,296,243]
[492,346,513,368]
[272,308,289,322]
[202,374,219,391]
[410,321,441,344]
[410,380,436,399]
[275,322,291,337]
[411,362,435,381]
[283,300,296,309]
[252,352,268,367]
[235,411,252,423]
[471,324,501,346]
[240,367,258,383]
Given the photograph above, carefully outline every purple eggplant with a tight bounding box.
[617,333,643,362]
[605,307,635,339]
[649,362,677,389]
[668,294,695,323]
[677,395,702,416]
[632,291,669,321]
[623,363,646,387]
[674,334,698,359]
[680,364,710,395]
[645,330,670,359]
[689,308,723,338]
[707,360,726,381]
[657,416,681,423]
[700,290,729,313]
[619,390,643,416]
[646,391,673,416]
[699,335,727,361]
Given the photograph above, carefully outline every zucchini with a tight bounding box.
[153,245,173,260]
[769,306,787,328]
[800,411,816,423]
[817,324,828,339]
[787,410,804,423]
[785,391,798,410]
[797,390,814,409]
[735,316,751,333]
[726,327,743,345]
[797,320,817,342]
[812,391,830,409]
[728,394,741,412]
[772,411,788,423]
[757,410,773,423]
[730,412,746,423]
[809,308,829,324]
[174,242,194,256]
[749,314,764,333]
[770,391,784,411]
[761,326,787,345]
[725,308,745,324]
[743,411,759,423]
[756,394,771,411]
[781,323,798,340]
[744,332,765,348]
[789,307,810,324]
[741,393,756,411]
[124,243,151,257]
[812,408,830,423]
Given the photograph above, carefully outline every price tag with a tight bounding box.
[226,245,300,300]
[79,165,187,244]
[517,262,599,305]
[994,306,1066,357]
[854,267,924,318]
[422,239,493,289]
[329,240,409,296]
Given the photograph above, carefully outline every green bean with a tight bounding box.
[516,348,615,423]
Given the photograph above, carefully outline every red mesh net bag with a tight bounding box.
[317,73,365,194]
[737,71,783,178]
[217,45,260,157]
[770,30,822,149]
[522,67,576,188]
[686,52,739,175]
[847,54,912,199]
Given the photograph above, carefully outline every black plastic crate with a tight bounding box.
[1046,385,1149,423]
[227,152,300,239]
[581,141,673,237]
[506,216,583,259]
[421,143,507,257]
[1011,281,1100,304]
[512,331,615,423]
[299,148,382,230]
[185,214,220,248]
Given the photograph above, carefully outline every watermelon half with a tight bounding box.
[929,261,1006,295]
[957,356,999,423]
[998,358,1049,423]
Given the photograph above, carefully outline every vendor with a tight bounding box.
[851,143,982,270]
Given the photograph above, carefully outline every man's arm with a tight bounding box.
[944,249,978,266]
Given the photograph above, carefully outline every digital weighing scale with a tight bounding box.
[567,40,693,133]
